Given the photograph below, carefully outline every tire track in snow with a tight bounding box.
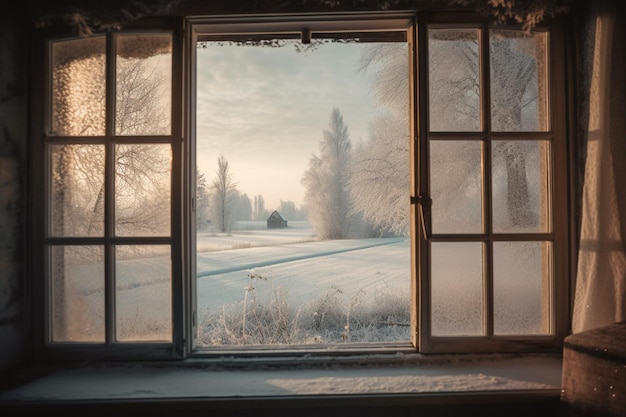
[197,237,405,279]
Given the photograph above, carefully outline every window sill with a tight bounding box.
[0,353,562,412]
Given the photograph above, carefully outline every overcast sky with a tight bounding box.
[195,39,389,210]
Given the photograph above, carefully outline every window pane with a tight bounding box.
[51,36,106,136]
[428,29,481,132]
[494,241,551,335]
[492,140,551,233]
[196,35,411,347]
[490,30,549,132]
[50,245,104,342]
[50,144,105,237]
[116,245,172,342]
[431,242,483,336]
[115,144,171,236]
[116,34,172,136]
[430,140,483,234]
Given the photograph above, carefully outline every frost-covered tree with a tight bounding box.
[429,30,542,230]
[231,191,252,221]
[350,43,409,236]
[350,112,410,236]
[196,169,211,230]
[210,154,238,233]
[253,194,268,221]
[301,107,353,240]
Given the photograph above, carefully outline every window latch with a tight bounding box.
[411,195,432,240]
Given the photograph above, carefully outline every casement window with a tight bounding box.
[32,11,569,360]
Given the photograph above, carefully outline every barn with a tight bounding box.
[267,210,288,229]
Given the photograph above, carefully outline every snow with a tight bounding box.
[0,354,562,402]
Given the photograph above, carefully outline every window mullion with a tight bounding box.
[480,24,494,339]
[105,33,117,344]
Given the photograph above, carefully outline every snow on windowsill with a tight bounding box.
[0,353,563,403]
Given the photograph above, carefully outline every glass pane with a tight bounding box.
[116,245,172,342]
[429,28,481,132]
[494,241,551,335]
[492,140,550,233]
[115,144,171,236]
[50,245,104,342]
[196,34,411,347]
[431,242,483,336]
[430,140,483,234]
[51,36,106,136]
[490,30,549,131]
[50,144,105,237]
[116,34,172,136]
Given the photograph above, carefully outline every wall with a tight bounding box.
[0,11,28,374]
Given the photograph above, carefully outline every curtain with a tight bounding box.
[572,0,626,333]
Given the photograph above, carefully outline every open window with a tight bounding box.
[33,11,569,361]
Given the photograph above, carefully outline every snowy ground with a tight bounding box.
[195,220,411,345]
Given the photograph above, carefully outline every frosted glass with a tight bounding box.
[490,30,548,131]
[50,144,105,237]
[116,34,172,136]
[115,144,171,237]
[51,246,104,342]
[116,245,172,342]
[51,36,106,136]
[431,242,483,336]
[494,241,551,335]
[492,140,550,233]
[428,29,481,132]
[430,140,483,234]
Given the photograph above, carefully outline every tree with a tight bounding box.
[429,30,543,230]
[253,194,268,221]
[196,169,211,230]
[350,112,410,236]
[51,43,171,238]
[350,43,409,236]
[210,154,238,233]
[301,107,353,240]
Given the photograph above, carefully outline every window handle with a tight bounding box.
[411,195,432,240]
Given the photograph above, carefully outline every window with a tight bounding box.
[33,11,569,360]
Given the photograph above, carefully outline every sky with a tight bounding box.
[195,39,390,210]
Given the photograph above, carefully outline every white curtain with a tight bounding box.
[572,0,626,333]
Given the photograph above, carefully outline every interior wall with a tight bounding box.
[0,10,28,374]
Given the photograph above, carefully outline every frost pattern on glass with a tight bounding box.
[492,140,550,233]
[430,140,483,234]
[51,37,106,136]
[115,144,171,236]
[50,144,105,237]
[116,34,172,136]
[429,29,481,132]
[494,241,551,335]
[51,245,104,342]
[116,245,172,342]
[490,30,548,131]
[431,242,483,336]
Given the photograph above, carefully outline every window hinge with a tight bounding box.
[192,310,197,327]
[191,196,196,212]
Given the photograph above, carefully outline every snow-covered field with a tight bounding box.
[195,220,412,345]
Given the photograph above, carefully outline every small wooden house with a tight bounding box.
[267,210,288,229]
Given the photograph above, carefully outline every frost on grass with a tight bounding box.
[197,269,410,346]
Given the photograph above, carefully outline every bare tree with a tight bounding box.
[210,154,238,233]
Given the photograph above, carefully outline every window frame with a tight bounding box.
[416,12,571,353]
[30,11,571,362]
[31,21,186,361]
